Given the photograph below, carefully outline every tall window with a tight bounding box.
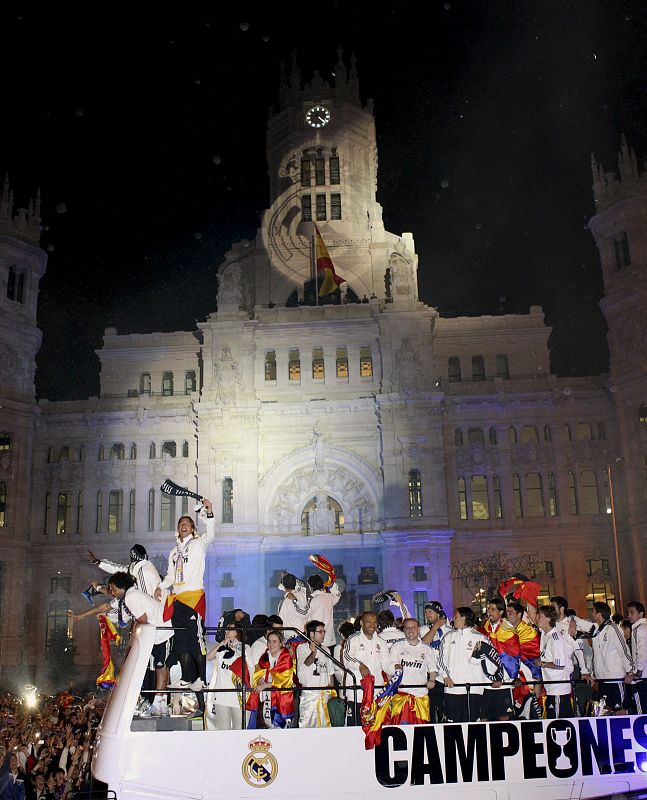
[567,471,578,515]
[140,373,151,395]
[315,154,325,185]
[0,481,6,527]
[489,427,498,445]
[414,590,428,623]
[580,470,600,514]
[129,489,136,533]
[543,424,552,443]
[44,491,51,535]
[148,488,155,531]
[458,477,467,520]
[162,441,176,458]
[614,231,631,270]
[467,428,484,445]
[0,432,11,451]
[149,442,156,459]
[185,370,197,394]
[601,470,612,514]
[222,477,234,523]
[408,469,423,518]
[264,350,277,381]
[471,476,489,519]
[520,425,538,443]
[76,491,83,534]
[162,372,174,396]
[493,475,503,518]
[59,446,70,462]
[302,195,312,222]
[576,422,592,440]
[95,491,103,533]
[547,472,558,516]
[564,423,572,442]
[336,347,349,380]
[301,157,312,186]
[448,356,461,383]
[312,348,325,380]
[526,473,545,517]
[182,440,189,458]
[56,492,70,535]
[289,350,301,382]
[360,347,373,378]
[496,354,510,379]
[46,601,71,646]
[110,443,125,460]
[331,193,342,220]
[639,406,647,424]
[472,355,485,381]
[7,267,24,303]
[329,150,340,184]
[454,429,464,446]
[316,194,326,221]
[108,490,123,533]
[509,426,517,444]
[98,445,105,461]
[160,492,175,531]
[512,474,523,518]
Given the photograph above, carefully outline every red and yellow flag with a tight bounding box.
[314,224,345,296]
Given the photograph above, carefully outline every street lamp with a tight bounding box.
[606,460,624,614]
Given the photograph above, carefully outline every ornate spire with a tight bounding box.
[347,52,360,102]
[0,175,42,245]
[334,46,348,99]
[591,136,646,212]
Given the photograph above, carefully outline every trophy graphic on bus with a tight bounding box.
[550,725,573,771]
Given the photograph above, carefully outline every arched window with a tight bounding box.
[162,441,176,458]
[508,426,517,445]
[454,429,464,446]
[182,440,189,458]
[614,231,631,270]
[265,351,277,381]
[160,491,175,531]
[493,475,503,518]
[543,424,552,443]
[457,477,467,520]
[222,477,234,523]
[301,495,343,534]
[520,425,538,443]
[128,489,136,532]
[567,471,578,515]
[336,347,349,380]
[512,474,523,518]
[59,446,70,462]
[495,354,509,380]
[0,481,7,527]
[289,350,301,382]
[489,427,498,445]
[576,422,592,441]
[148,489,155,531]
[467,428,485,445]
[312,347,325,380]
[547,473,558,516]
[471,476,489,519]
[149,442,156,459]
[525,473,545,517]
[408,469,423,518]
[108,490,123,533]
[95,491,103,533]
[56,492,70,534]
[110,443,125,461]
[129,443,137,460]
[564,423,572,442]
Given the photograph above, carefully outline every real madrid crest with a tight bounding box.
[242,736,278,788]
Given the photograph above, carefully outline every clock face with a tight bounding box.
[305,105,331,128]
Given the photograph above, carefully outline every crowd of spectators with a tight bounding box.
[0,691,104,800]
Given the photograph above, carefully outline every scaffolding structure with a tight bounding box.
[450,551,540,611]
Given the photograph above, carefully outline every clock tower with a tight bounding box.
[228,50,417,309]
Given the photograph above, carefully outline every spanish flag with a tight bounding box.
[96,614,121,690]
[314,224,345,296]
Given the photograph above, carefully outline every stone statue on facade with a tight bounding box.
[389,241,416,299]
[394,338,423,396]
[213,346,242,405]
[309,492,337,534]
[217,263,242,311]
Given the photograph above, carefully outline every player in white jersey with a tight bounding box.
[420,600,453,722]
[304,574,341,648]
[89,544,161,597]
[343,612,389,725]
[628,601,647,713]
[385,618,436,724]
[107,571,173,716]
[296,620,336,727]
[277,572,308,636]
[536,605,573,718]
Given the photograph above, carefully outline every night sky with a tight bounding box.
[3,3,646,401]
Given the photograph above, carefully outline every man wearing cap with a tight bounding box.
[421,601,452,723]
[87,544,161,597]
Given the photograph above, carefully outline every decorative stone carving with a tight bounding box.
[96,460,137,483]
[217,263,242,311]
[394,338,423,396]
[0,346,21,387]
[510,442,555,467]
[389,241,416,299]
[311,423,326,473]
[278,150,301,183]
[455,445,500,469]
[212,346,242,405]
[147,452,188,484]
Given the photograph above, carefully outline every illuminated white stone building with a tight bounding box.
[1,57,646,685]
